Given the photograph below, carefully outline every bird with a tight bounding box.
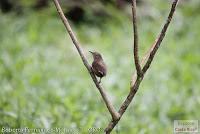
[89,51,107,83]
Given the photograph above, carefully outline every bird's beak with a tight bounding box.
[89,51,94,54]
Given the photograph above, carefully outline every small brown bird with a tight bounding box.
[90,51,107,83]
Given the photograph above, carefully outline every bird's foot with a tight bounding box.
[98,78,102,84]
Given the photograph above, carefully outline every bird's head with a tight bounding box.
[89,51,102,60]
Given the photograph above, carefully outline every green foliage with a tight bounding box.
[0,1,200,133]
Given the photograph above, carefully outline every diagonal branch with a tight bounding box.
[142,0,179,74]
[105,76,143,133]
[132,0,143,76]
[53,0,120,121]
[105,0,179,133]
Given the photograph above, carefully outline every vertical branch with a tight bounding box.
[53,0,120,121]
[132,0,142,76]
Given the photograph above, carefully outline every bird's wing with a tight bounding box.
[92,61,107,77]
[98,61,107,76]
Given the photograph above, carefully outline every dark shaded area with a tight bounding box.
[100,0,114,4]
[0,0,143,23]
[117,0,143,8]
[33,0,49,10]
[0,0,22,14]
[0,0,13,13]
[65,6,85,24]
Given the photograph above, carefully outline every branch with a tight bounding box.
[130,39,157,86]
[105,0,179,133]
[132,0,142,76]
[53,0,120,121]
[142,0,179,74]
[105,76,143,133]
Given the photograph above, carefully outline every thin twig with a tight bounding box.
[105,0,179,133]
[132,0,142,76]
[53,0,120,121]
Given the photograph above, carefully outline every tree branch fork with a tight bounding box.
[53,0,179,133]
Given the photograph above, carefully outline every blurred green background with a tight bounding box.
[0,0,199,133]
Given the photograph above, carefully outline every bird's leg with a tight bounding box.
[98,77,102,84]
